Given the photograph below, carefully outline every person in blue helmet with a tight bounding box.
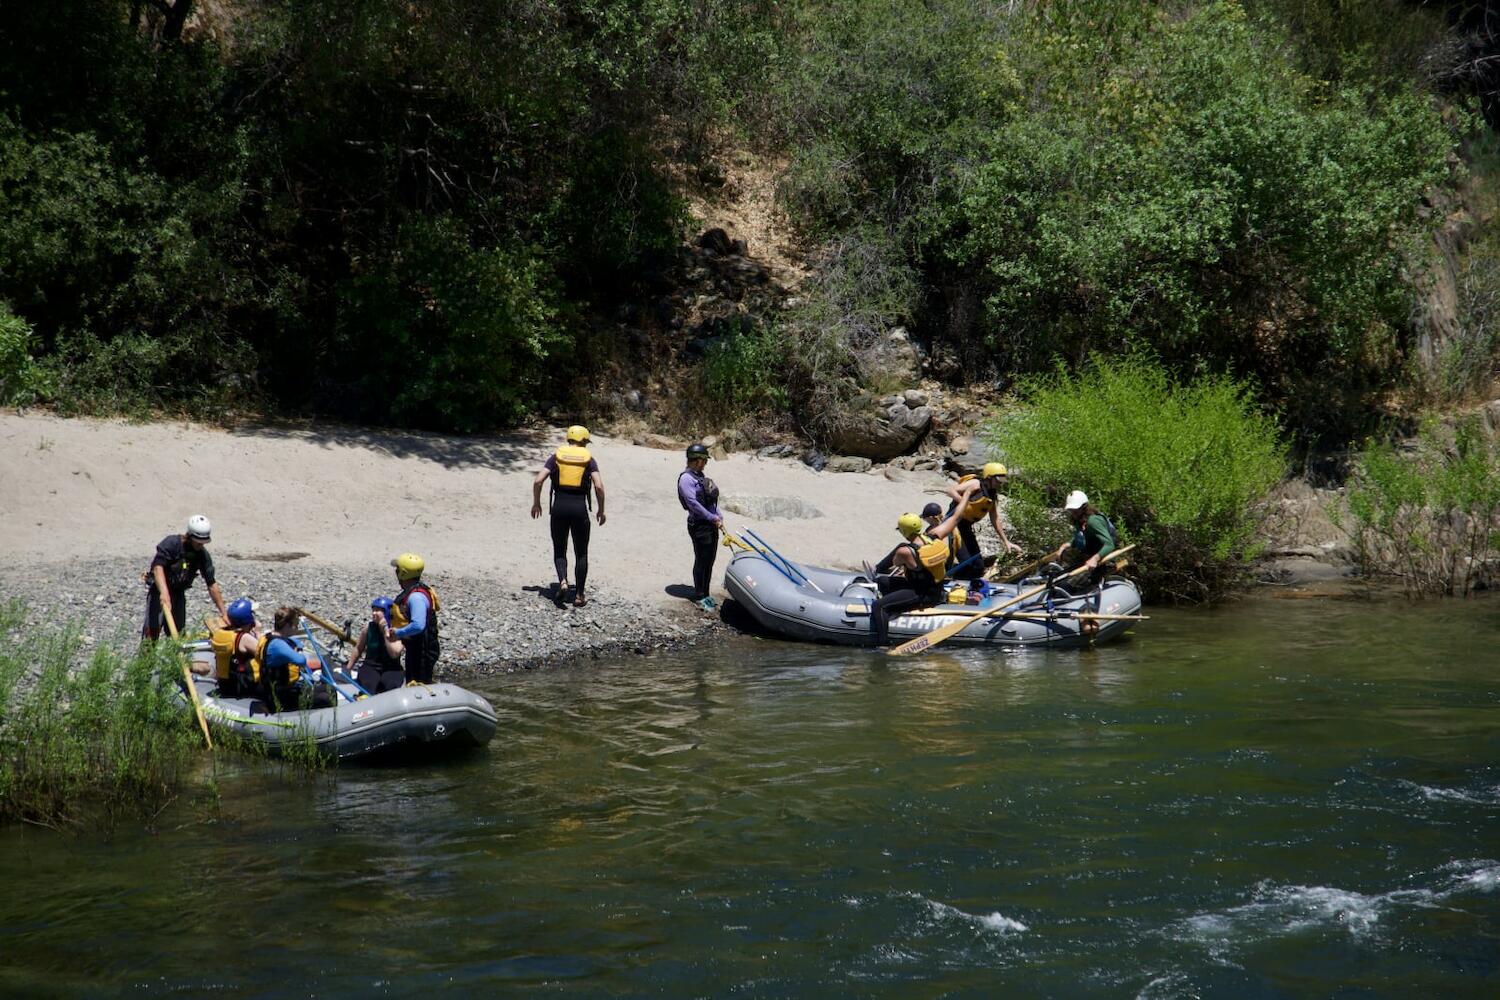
[344,596,407,695]
[210,597,262,698]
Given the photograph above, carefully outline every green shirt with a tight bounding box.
[1077,513,1117,560]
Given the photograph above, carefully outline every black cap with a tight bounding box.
[686,442,710,459]
[921,502,943,518]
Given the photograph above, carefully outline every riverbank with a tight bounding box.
[1,411,954,673]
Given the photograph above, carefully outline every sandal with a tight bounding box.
[573,594,588,608]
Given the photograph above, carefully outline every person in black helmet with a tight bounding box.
[677,442,723,610]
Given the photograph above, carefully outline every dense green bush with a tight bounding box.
[335,216,568,432]
[987,355,1287,602]
[0,303,49,405]
[700,320,790,418]
[1341,417,1500,596]
[943,3,1454,445]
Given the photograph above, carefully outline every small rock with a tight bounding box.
[904,388,929,407]
[949,436,971,456]
[826,456,873,474]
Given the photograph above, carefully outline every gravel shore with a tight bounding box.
[12,556,728,676]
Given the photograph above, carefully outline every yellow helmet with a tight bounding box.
[566,424,590,445]
[391,552,425,581]
[982,462,1008,479]
[897,512,924,539]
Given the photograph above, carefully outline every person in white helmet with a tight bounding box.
[1051,490,1119,577]
[142,515,227,642]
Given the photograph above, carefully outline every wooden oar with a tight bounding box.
[162,605,213,750]
[303,610,354,643]
[990,612,1148,622]
[993,551,1051,583]
[887,545,1135,656]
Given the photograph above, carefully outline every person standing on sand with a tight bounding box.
[388,553,441,684]
[678,442,723,610]
[531,425,606,608]
[143,514,228,640]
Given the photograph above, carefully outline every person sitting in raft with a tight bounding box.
[210,598,262,698]
[344,596,406,695]
[678,442,723,611]
[942,463,1024,580]
[870,506,965,647]
[259,606,334,713]
[1050,489,1119,590]
[388,553,441,684]
[876,502,961,576]
[530,424,606,608]
[143,515,229,659]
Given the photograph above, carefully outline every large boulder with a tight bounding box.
[824,394,933,460]
[721,495,825,519]
[826,455,873,474]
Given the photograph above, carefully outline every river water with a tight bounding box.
[2,593,1498,997]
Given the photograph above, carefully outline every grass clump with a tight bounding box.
[1340,416,1500,596]
[0,603,202,828]
[988,355,1287,603]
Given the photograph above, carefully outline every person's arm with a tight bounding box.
[1082,515,1116,570]
[591,468,606,525]
[530,467,550,519]
[269,637,308,669]
[381,633,405,660]
[931,503,966,540]
[678,473,719,523]
[206,581,228,620]
[890,545,916,578]
[151,564,175,631]
[391,592,429,640]
[989,508,1022,555]
[344,627,369,670]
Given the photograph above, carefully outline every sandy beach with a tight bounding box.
[1,412,960,668]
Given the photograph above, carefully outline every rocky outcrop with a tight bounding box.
[824,393,933,460]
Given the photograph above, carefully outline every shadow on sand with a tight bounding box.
[226,421,547,471]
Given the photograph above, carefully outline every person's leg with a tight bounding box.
[688,521,717,600]
[571,513,591,600]
[871,588,920,646]
[142,586,161,639]
[956,521,982,581]
[550,513,571,593]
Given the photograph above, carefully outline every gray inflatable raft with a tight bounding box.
[179,644,497,761]
[723,545,1142,649]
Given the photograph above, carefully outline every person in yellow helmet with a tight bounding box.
[531,425,606,608]
[869,505,964,646]
[387,552,440,683]
[941,462,1023,580]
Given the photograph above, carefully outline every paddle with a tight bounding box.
[994,551,1052,583]
[162,604,213,750]
[303,610,354,643]
[887,545,1136,657]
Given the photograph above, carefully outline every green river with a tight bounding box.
[2,593,1498,997]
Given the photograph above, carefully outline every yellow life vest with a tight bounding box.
[912,533,950,585]
[211,627,259,683]
[254,634,301,685]
[552,445,592,491]
[391,583,441,629]
[956,474,994,523]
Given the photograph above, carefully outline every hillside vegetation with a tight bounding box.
[0,0,1493,450]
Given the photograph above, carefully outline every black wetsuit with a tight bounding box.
[547,453,597,596]
[396,581,440,684]
[142,535,215,638]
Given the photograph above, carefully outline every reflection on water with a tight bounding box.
[1,592,1498,996]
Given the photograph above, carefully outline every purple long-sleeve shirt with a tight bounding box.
[678,470,720,523]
